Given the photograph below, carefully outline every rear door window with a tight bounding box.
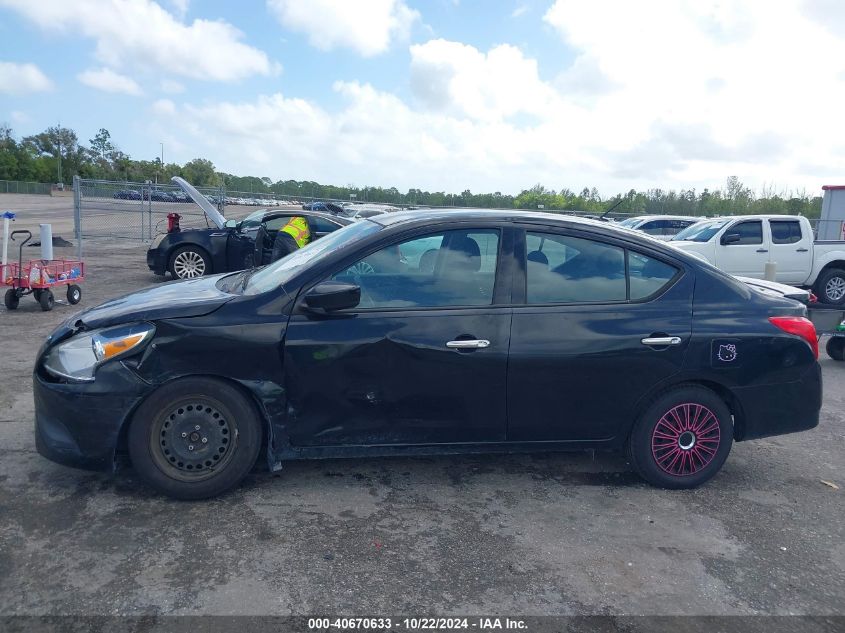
[525,231,679,304]
[525,232,626,303]
[770,220,803,244]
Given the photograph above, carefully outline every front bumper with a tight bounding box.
[34,361,153,472]
[146,247,167,275]
[734,362,822,441]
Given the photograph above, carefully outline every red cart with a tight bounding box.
[2,230,85,311]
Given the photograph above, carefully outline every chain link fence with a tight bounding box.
[73,177,226,255]
[0,180,53,195]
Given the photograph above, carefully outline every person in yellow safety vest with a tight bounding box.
[280,216,311,248]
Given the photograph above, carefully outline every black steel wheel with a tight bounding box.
[4,289,19,310]
[128,377,262,499]
[38,289,54,311]
[66,284,82,305]
[826,336,845,361]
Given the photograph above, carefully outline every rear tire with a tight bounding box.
[826,336,845,361]
[628,385,733,489]
[128,377,263,500]
[4,289,19,310]
[39,290,54,311]
[815,268,845,305]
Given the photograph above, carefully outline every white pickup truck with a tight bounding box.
[670,214,845,304]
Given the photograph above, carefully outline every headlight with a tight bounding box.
[43,322,155,382]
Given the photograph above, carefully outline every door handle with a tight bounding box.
[446,339,490,349]
[756,249,768,253]
[796,248,809,252]
[641,336,682,346]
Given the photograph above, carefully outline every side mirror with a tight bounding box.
[224,219,238,229]
[721,232,741,245]
[304,281,361,312]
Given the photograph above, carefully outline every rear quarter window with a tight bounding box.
[628,252,679,300]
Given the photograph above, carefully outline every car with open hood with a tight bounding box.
[146,177,350,279]
[36,210,822,499]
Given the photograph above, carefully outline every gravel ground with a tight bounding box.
[0,194,843,618]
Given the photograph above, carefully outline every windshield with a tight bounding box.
[672,219,730,242]
[239,210,266,229]
[617,218,642,228]
[242,219,382,295]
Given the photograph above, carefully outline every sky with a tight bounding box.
[1,0,844,197]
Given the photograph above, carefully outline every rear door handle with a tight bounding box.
[796,248,809,252]
[446,339,490,349]
[756,249,768,253]
[641,336,682,346]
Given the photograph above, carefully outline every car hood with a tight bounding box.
[171,176,227,229]
[70,274,235,329]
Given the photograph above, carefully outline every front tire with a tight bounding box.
[815,268,845,305]
[128,377,263,500]
[169,246,211,280]
[628,385,733,489]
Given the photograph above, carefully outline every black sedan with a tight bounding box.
[35,211,821,499]
[146,209,350,279]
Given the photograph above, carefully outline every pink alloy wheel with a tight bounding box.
[651,403,721,476]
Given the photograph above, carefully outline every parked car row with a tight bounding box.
[112,189,192,203]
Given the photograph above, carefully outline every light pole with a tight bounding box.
[157,143,164,185]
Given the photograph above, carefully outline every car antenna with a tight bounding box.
[600,198,624,221]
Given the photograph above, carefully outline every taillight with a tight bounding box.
[769,316,819,359]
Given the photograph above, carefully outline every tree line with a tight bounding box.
[0,124,823,218]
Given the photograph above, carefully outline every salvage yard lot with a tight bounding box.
[0,197,843,616]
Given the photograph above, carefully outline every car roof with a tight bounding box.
[259,209,352,224]
[623,215,700,222]
[689,214,804,223]
[369,208,663,236]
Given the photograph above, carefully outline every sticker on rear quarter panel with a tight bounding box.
[712,339,741,367]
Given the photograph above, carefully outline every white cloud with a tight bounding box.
[152,98,176,115]
[10,110,30,124]
[78,67,143,95]
[409,39,564,122]
[0,61,52,94]
[267,0,419,56]
[511,4,528,18]
[160,79,185,94]
[0,0,275,81]
[541,0,845,185]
